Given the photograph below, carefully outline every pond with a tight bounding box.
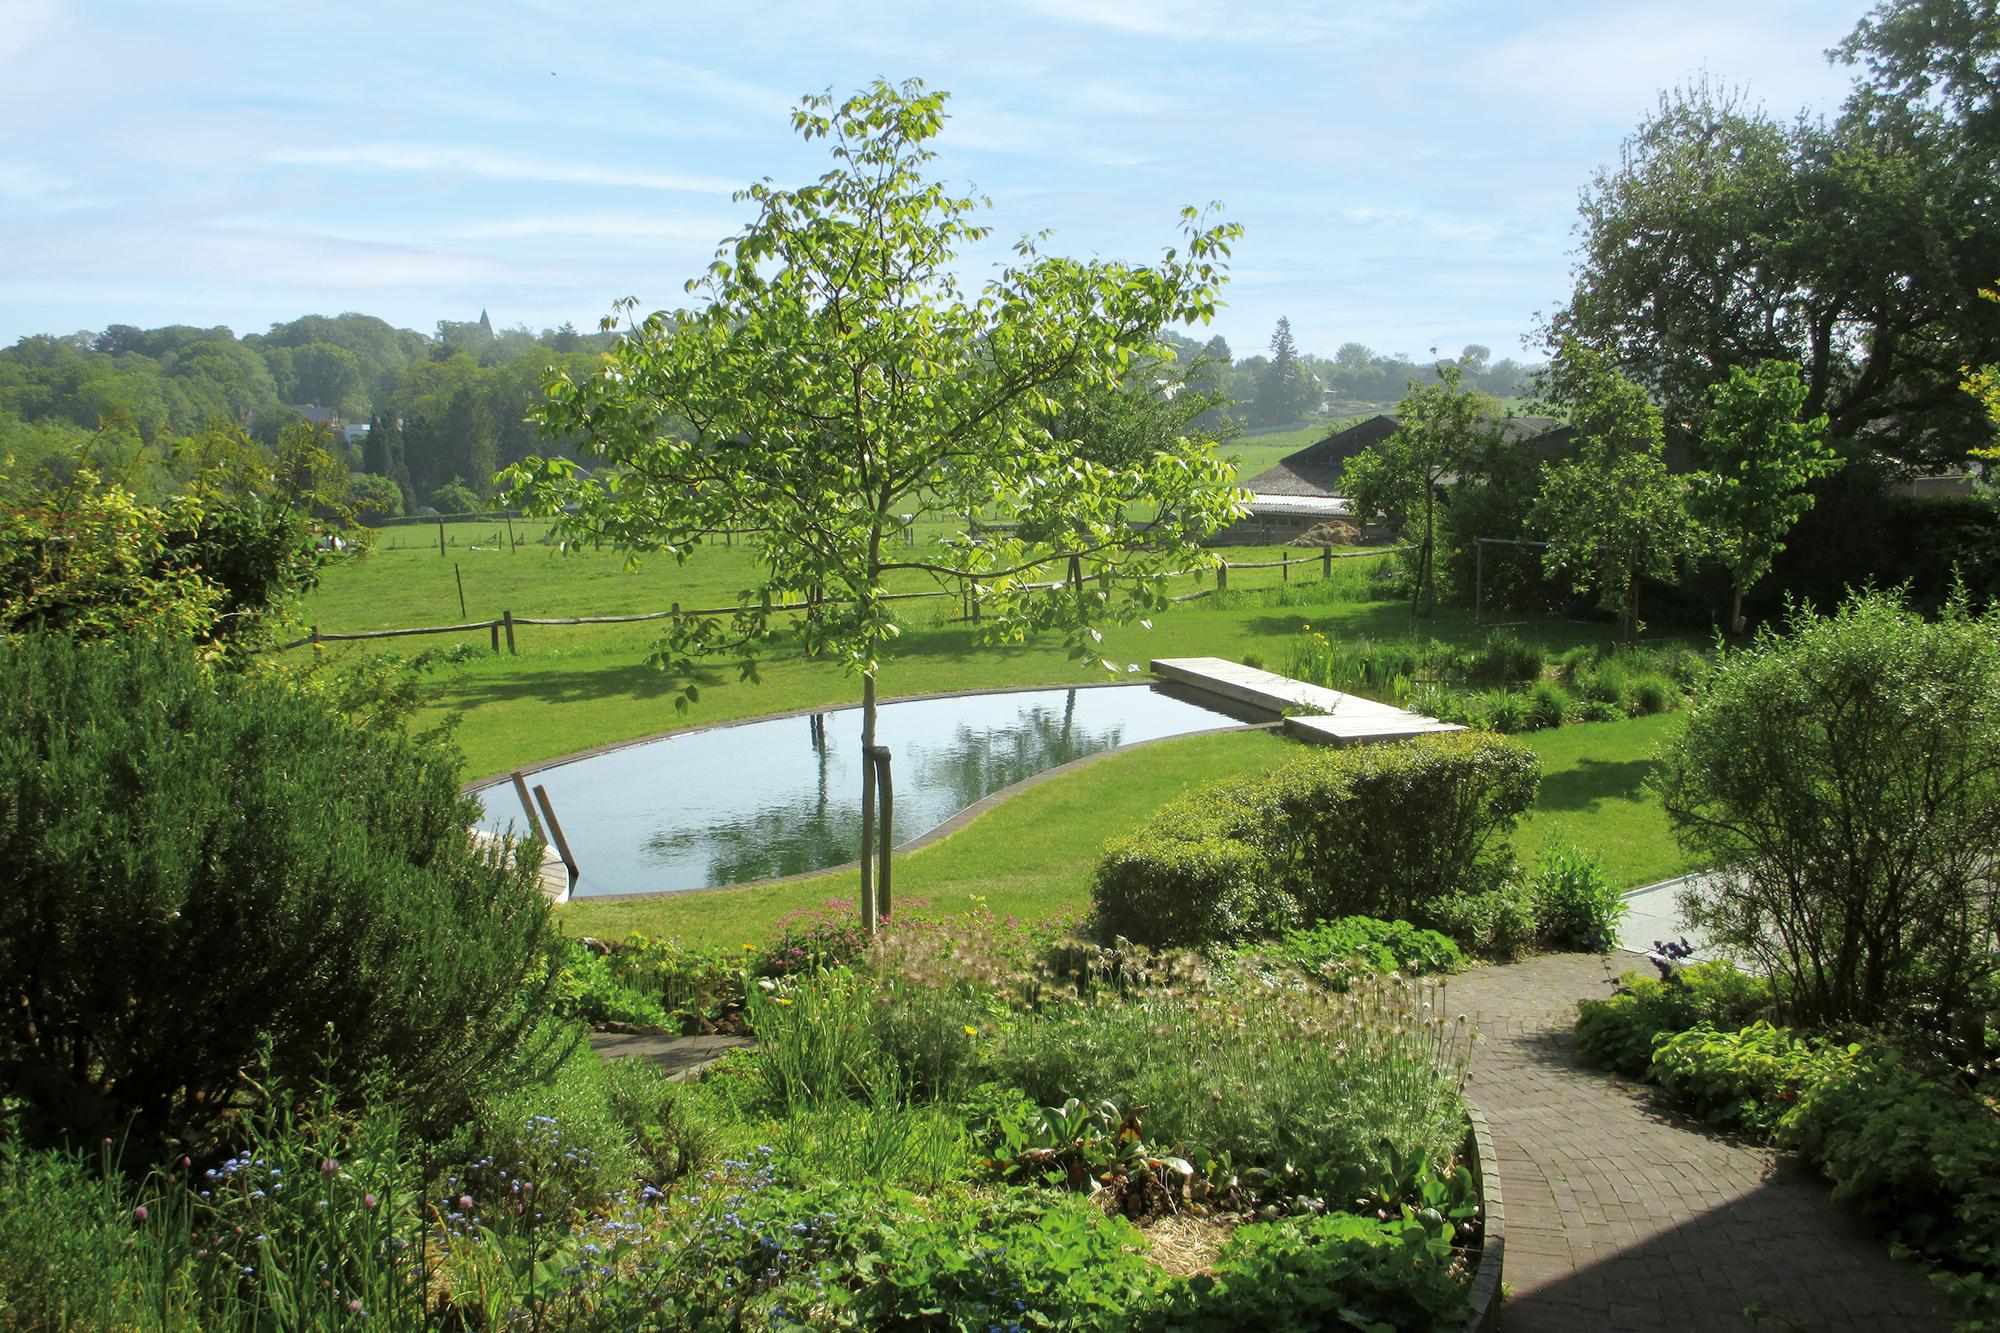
[475,683,1263,897]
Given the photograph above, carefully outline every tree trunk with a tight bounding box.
[1729,581,1746,636]
[859,668,877,936]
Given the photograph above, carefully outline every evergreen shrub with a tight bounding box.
[0,635,562,1160]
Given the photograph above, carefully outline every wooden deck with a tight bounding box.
[1151,656,1465,748]
[470,828,574,904]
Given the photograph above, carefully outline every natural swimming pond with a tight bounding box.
[475,683,1262,897]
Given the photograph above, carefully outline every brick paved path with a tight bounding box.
[1451,952,1947,1332]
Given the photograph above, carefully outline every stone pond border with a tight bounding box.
[1463,1099,1505,1333]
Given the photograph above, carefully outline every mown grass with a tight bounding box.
[560,711,1689,948]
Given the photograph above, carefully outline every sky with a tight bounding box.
[0,0,1874,362]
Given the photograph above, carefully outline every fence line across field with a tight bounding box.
[276,545,1403,654]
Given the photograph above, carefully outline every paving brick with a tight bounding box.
[1452,952,1946,1332]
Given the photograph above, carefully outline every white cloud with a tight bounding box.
[1003,0,1436,43]
[0,161,106,213]
[1474,1,1854,124]
[263,144,740,194]
[447,213,744,242]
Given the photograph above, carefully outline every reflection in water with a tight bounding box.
[476,685,1249,896]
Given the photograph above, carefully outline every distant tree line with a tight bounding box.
[0,310,614,518]
[1160,325,1538,433]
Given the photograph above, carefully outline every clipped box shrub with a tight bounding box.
[1091,733,1539,951]
[0,634,562,1161]
[1093,825,1284,949]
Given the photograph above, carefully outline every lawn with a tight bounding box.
[560,710,1690,947]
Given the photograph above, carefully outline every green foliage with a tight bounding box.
[1648,1021,1843,1136]
[1531,343,1697,640]
[1573,964,1773,1075]
[1423,880,1537,959]
[427,478,482,515]
[1151,1211,1471,1332]
[1660,589,2000,1030]
[1341,364,1498,616]
[1691,360,1834,632]
[1528,843,1625,950]
[345,472,403,524]
[1092,733,1540,951]
[447,1036,643,1219]
[1092,824,1287,947]
[1271,916,1467,980]
[991,975,1471,1203]
[1525,680,1572,730]
[1250,317,1322,429]
[0,635,562,1160]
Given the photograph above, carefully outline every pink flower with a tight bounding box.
[132,1205,148,1223]
[320,1158,339,1175]
[362,1193,377,1208]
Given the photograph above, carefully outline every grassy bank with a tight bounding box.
[560,711,1690,947]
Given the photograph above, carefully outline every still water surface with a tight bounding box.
[476,684,1256,896]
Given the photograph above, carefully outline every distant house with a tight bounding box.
[341,421,371,447]
[1215,414,1566,544]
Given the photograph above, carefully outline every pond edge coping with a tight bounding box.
[1463,1097,1505,1333]
[461,679,1283,902]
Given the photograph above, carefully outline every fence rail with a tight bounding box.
[276,546,1402,654]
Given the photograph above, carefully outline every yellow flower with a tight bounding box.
[741,943,755,951]
[775,998,793,1006]
[963,1025,978,1036]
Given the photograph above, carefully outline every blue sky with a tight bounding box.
[1,0,1871,361]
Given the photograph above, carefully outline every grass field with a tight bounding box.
[299,504,1700,945]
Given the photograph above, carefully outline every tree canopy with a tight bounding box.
[500,78,1245,929]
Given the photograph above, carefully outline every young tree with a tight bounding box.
[1531,344,1696,640]
[1660,590,2000,1034]
[1341,363,1496,617]
[1691,360,1834,633]
[1252,316,1320,427]
[500,80,1244,931]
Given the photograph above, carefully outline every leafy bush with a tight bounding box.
[428,479,481,515]
[1660,589,2000,1031]
[1648,1021,1840,1135]
[1092,823,1287,948]
[1576,658,1629,709]
[553,940,674,1030]
[1271,916,1466,979]
[1092,733,1540,952]
[1573,964,1773,1075]
[446,1036,642,1220]
[1528,843,1625,950]
[0,635,561,1160]
[1151,1211,1471,1332]
[1425,880,1537,958]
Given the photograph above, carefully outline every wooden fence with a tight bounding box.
[275,546,1399,654]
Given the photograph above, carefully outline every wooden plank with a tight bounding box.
[1152,656,1465,748]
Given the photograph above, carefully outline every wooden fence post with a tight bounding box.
[505,515,516,552]
[490,621,500,654]
[438,520,446,557]
[1323,545,1333,578]
[1217,562,1229,592]
[1067,553,1082,595]
[309,625,321,650]
[871,745,893,919]
[510,771,546,841]
[1283,556,1290,584]
[454,562,467,618]
[532,784,579,884]
[503,609,517,655]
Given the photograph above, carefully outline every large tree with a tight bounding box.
[500,80,1244,930]
[1691,360,1835,633]
[1341,363,1496,617]
[1547,14,2000,469]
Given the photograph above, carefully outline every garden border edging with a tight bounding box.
[1462,1099,1505,1333]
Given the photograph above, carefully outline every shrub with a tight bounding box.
[1525,680,1572,730]
[1093,733,1538,952]
[1576,658,1629,709]
[1271,916,1466,979]
[1425,880,1537,958]
[1092,821,1285,948]
[428,479,481,515]
[1575,697,1623,723]
[1529,843,1625,950]
[0,635,561,1161]
[1573,964,1772,1075]
[1647,1021,1840,1135]
[1660,589,2000,1031]
[1152,1211,1471,1332]
[446,1035,641,1220]
[1556,643,1601,683]
[553,941,674,1030]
